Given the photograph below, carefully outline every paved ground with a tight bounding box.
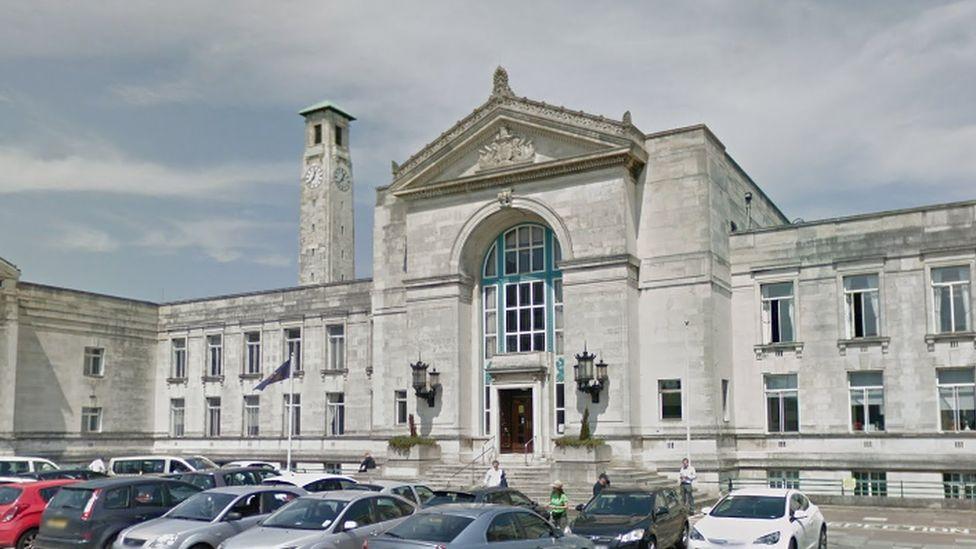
[821,505,976,548]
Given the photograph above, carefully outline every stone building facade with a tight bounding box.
[1,68,974,492]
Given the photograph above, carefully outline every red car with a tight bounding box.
[0,479,77,548]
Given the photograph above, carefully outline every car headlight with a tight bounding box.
[616,528,645,543]
[147,534,180,548]
[690,526,705,541]
[754,531,781,545]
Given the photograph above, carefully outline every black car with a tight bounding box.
[163,466,278,490]
[35,477,202,548]
[17,469,108,481]
[568,487,689,548]
[427,487,545,516]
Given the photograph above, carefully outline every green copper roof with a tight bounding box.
[298,100,355,120]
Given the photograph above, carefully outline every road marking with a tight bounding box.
[829,521,975,537]
[862,516,888,522]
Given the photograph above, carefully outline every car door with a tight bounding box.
[331,497,377,549]
[372,496,414,533]
[788,494,814,548]
[514,511,562,547]
[796,494,821,549]
[213,491,265,541]
[130,482,168,523]
[413,485,436,506]
[390,485,418,506]
[664,489,685,545]
[485,511,534,548]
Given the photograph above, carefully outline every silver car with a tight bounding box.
[356,479,437,507]
[369,504,595,548]
[218,490,416,549]
[113,485,305,548]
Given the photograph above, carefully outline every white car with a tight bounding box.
[222,460,281,471]
[690,488,827,549]
[108,455,217,475]
[261,472,358,493]
[0,456,59,476]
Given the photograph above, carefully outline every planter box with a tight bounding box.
[553,444,612,463]
[384,444,441,478]
[553,443,612,488]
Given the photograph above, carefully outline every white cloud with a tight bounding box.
[111,81,199,106]
[135,217,292,266]
[48,225,120,253]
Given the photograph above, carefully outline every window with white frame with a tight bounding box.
[169,398,185,438]
[327,325,345,371]
[765,374,799,433]
[244,332,261,375]
[944,472,976,500]
[171,338,187,379]
[326,392,345,436]
[504,225,545,275]
[83,347,104,377]
[283,394,301,436]
[553,279,564,355]
[81,407,102,433]
[761,282,795,344]
[205,397,221,438]
[844,274,880,338]
[207,335,223,377]
[285,328,302,371]
[505,281,546,352]
[555,382,566,434]
[932,266,971,333]
[484,286,497,358]
[767,470,800,489]
[484,386,491,435]
[394,390,408,425]
[937,368,976,432]
[849,371,885,432]
[659,379,682,420]
[853,471,887,497]
[243,395,260,437]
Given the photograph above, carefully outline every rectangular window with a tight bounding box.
[937,367,976,432]
[245,332,261,375]
[933,266,971,333]
[83,347,105,377]
[327,325,345,371]
[555,382,565,434]
[849,371,885,432]
[484,286,497,359]
[171,338,187,379]
[313,123,322,145]
[81,407,102,433]
[169,398,185,438]
[943,472,976,500]
[394,390,408,425]
[853,471,887,497]
[844,274,880,338]
[767,470,800,490]
[326,392,345,436]
[283,394,301,436]
[334,124,343,147]
[484,385,491,435]
[761,282,795,344]
[659,379,682,420]
[207,335,223,377]
[765,374,799,433]
[721,379,730,422]
[503,280,546,352]
[205,397,221,438]
[285,328,302,371]
[243,395,260,437]
[553,278,564,355]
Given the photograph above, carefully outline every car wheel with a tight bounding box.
[644,537,656,549]
[789,539,797,549]
[16,528,37,549]
[102,534,118,549]
[818,526,827,549]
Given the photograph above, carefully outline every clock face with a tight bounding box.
[333,165,351,191]
[303,164,323,188]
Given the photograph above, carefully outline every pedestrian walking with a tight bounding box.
[548,481,569,528]
[88,457,106,473]
[679,458,697,512]
[593,472,610,497]
[483,459,506,487]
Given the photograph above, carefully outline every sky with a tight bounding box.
[1,1,974,302]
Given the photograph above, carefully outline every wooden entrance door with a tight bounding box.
[499,389,533,454]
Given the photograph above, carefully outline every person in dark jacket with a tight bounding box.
[593,472,610,497]
[358,451,377,472]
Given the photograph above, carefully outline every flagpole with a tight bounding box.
[286,352,294,472]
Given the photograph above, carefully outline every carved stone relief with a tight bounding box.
[478,126,535,171]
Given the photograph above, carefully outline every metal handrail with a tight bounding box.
[523,436,536,465]
[480,436,495,465]
[446,439,495,487]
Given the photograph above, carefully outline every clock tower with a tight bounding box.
[297,101,355,285]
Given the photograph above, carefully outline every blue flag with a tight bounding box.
[254,358,291,391]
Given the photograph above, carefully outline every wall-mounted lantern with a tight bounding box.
[574,345,609,403]
[410,357,440,407]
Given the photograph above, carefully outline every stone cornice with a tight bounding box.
[558,253,640,272]
[402,273,474,290]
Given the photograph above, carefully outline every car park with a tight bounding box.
[427,487,545,516]
[18,469,108,482]
[218,490,416,549]
[568,487,688,549]
[261,473,358,493]
[108,456,215,476]
[0,479,78,549]
[689,488,827,549]
[221,460,280,471]
[0,457,59,476]
[35,477,202,548]
[358,480,437,508]
[165,466,277,490]
[112,484,304,549]
[368,503,594,548]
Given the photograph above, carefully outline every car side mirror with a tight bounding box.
[700,506,712,515]
[224,511,242,521]
[575,504,585,512]
[792,510,808,521]
[343,520,359,531]
[654,506,669,518]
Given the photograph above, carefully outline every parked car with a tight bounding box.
[35,477,202,548]
[357,480,437,508]
[261,473,358,493]
[568,487,688,548]
[164,467,278,490]
[108,456,216,476]
[112,484,304,549]
[219,490,416,549]
[18,469,108,482]
[427,487,545,516]
[0,479,78,549]
[0,457,59,476]
[221,460,280,471]
[368,503,594,548]
[690,488,827,549]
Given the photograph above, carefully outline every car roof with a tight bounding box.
[27,479,78,489]
[417,503,520,518]
[0,457,53,461]
[206,485,303,496]
[178,466,266,476]
[264,473,355,483]
[600,487,658,495]
[301,489,378,502]
[367,479,416,488]
[70,477,193,489]
[728,487,793,497]
[109,456,182,461]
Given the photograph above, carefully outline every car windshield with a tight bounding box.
[385,513,474,542]
[709,496,785,519]
[263,498,347,530]
[167,492,236,521]
[185,457,217,470]
[0,486,22,505]
[48,488,95,510]
[582,493,653,516]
